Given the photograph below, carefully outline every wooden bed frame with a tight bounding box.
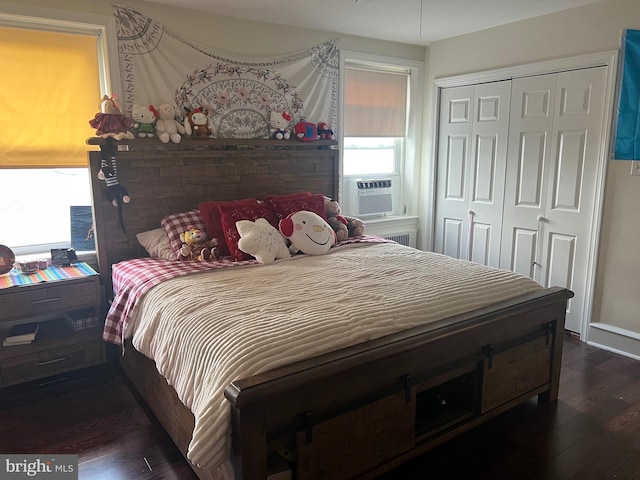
[88,138,573,480]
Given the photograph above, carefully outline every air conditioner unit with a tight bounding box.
[354,178,394,216]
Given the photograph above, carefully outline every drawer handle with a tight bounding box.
[31,296,63,305]
[38,376,69,388]
[34,356,69,367]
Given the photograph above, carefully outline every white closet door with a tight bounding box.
[434,85,474,260]
[501,67,607,333]
[500,74,557,280]
[434,81,511,267]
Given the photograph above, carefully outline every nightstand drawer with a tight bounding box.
[0,279,99,321]
[0,339,105,387]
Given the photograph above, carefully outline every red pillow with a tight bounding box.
[199,198,257,257]
[265,193,328,220]
[263,191,312,202]
[218,203,279,261]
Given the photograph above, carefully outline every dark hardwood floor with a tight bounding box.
[1,334,640,479]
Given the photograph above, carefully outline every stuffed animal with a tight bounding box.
[279,210,335,255]
[131,104,158,138]
[97,142,130,233]
[156,103,186,144]
[317,122,334,140]
[324,198,365,240]
[270,111,292,140]
[89,95,135,140]
[293,121,317,141]
[179,225,220,262]
[327,216,349,242]
[183,107,213,138]
[324,199,349,242]
[346,216,366,237]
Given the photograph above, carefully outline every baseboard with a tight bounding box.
[587,323,640,361]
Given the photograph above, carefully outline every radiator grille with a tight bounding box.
[381,230,417,248]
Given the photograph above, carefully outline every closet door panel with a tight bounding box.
[470,222,491,265]
[434,86,474,260]
[516,132,547,207]
[435,81,510,267]
[445,135,468,200]
[468,82,511,268]
[546,233,576,290]
[500,74,557,279]
[552,130,585,210]
[540,67,607,332]
[510,228,538,278]
[443,218,464,259]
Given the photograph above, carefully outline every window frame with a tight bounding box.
[0,3,119,256]
[339,51,424,218]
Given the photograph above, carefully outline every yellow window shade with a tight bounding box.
[0,26,101,167]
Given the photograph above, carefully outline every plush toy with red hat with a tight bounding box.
[183,107,213,138]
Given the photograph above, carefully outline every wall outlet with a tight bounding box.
[631,161,640,176]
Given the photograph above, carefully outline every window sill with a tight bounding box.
[362,215,418,235]
[362,215,418,229]
[15,251,97,267]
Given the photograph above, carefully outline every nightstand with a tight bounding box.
[0,263,105,394]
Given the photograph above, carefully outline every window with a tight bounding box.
[0,6,117,256]
[343,137,401,176]
[340,54,422,218]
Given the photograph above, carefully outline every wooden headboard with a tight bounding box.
[88,137,339,296]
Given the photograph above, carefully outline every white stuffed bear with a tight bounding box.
[156,103,186,143]
[278,210,336,255]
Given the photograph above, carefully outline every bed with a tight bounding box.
[88,138,573,480]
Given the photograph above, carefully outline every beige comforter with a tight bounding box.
[128,242,543,470]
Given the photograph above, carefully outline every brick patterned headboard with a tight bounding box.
[87,137,339,296]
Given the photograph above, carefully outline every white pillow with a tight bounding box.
[136,228,176,260]
[236,218,290,264]
[278,210,335,255]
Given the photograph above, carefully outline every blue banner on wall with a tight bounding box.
[614,29,640,160]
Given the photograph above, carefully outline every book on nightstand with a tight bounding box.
[3,322,39,346]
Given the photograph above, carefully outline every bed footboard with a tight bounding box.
[224,286,572,480]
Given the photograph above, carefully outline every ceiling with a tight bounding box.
[142,0,602,46]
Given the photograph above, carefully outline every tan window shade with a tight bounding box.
[0,26,100,168]
[344,67,408,137]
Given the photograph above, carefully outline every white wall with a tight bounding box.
[426,0,640,346]
[1,0,425,60]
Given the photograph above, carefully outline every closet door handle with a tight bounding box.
[533,216,546,273]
